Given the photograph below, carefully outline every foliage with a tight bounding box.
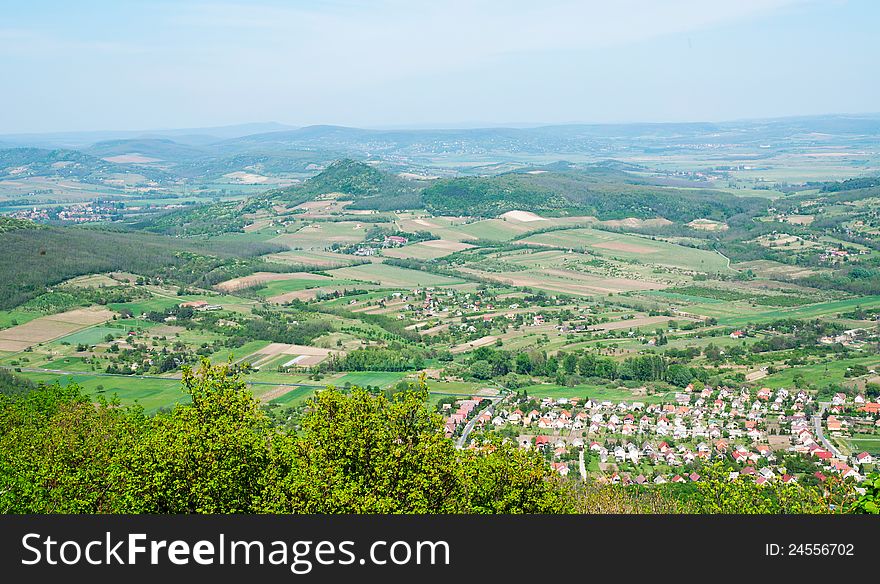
[850,473,880,514]
[0,361,567,514]
[684,462,850,514]
[0,225,283,309]
[421,166,767,220]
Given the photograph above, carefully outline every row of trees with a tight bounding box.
[465,347,709,388]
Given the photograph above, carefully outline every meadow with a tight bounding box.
[522,228,732,273]
[327,263,465,287]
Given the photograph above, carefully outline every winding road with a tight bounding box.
[456,395,503,449]
[813,402,845,459]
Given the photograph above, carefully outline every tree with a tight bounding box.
[515,352,532,375]
[470,359,492,380]
[850,473,880,514]
[0,361,568,514]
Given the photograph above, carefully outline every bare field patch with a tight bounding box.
[383,239,475,260]
[501,210,547,223]
[268,287,332,304]
[732,260,820,279]
[223,171,269,184]
[589,315,682,332]
[103,154,162,164]
[780,215,815,225]
[242,342,339,368]
[62,273,120,288]
[450,335,498,354]
[687,218,728,231]
[0,307,113,351]
[600,217,673,229]
[460,268,665,296]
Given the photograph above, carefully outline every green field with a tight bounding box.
[268,386,318,406]
[327,263,464,287]
[209,340,272,364]
[325,371,408,388]
[454,219,526,241]
[517,383,675,404]
[846,434,880,456]
[760,355,880,390]
[254,277,348,299]
[708,296,880,326]
[17,371,188,413]
[0,309,41,330]
[42,356,94,371]
[270,221,368,249]
[55,325,125,346]
[522,228,731,272]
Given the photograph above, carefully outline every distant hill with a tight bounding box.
[0,121,296,149]
[84,138,206,162]
[274,159,425,210]
[0,147,170,182]
[268,157,768,221]
[421,163,768,221]
[213,114,880,161]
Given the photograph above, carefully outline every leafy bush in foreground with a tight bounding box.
[0,361,565,514]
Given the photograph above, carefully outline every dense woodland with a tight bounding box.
[0,218,286,309]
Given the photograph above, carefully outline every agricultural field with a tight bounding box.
[326,263,464,287]
[3,120,880,494]
[522,228,732,273]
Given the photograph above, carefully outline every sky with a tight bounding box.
[0,0,877,133]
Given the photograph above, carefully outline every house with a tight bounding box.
[859,402,880,414]
[384,235,408,246]
[855,452,873,465]
[550,462,569,477]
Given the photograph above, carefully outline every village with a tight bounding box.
[443,382,879,487]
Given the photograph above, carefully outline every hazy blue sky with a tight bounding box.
[1,0,877,133]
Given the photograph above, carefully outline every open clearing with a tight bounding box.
[327,263,464,287]
[271,221,368,249]
[501,210,548,222]
[103,154,162,164]
[215,271,331,293]
[382,239,475,260]
[242,342,339,368]
[460,267,666,296]
[0,307,114,351]
[589,315,683,332]
[263,250,358,268]
[522,228,732,272]
[450,335,498,354]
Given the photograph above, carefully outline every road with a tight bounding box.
[456,395,503,449]
[578,448,587,480]
[813,402,845,459]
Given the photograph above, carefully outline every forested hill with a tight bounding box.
[0,224,284,309]
[270,158,768,221]
[273,158,425,210]
[0,147,172,182]
[420,165,768,221]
